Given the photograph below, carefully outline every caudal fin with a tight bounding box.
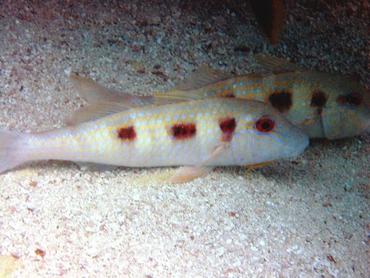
[0,130,28,173]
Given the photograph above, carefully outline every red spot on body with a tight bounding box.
[311,90,327,115]
[219,117,236,142]
[171,123,196,140]
[337,92,363,106]
[268,90,292,112]
[117,126,136,141]
[255,116,275,133]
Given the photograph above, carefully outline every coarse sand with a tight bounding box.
[0,1,369,277]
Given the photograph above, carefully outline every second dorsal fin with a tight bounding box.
[174,65,233,91]
[153,65,233,101]
[255,54,304,73]
[153,89,207,102]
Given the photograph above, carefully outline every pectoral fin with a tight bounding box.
[168,142,230,184]
[244,161,273,176]
[169,166,212,184]
[245,161,273,170]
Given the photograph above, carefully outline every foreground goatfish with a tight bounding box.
[155,55,370,139]
[0,81,308,182]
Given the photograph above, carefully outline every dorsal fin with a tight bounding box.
[69,73,155,108]
[68,73,154,125]
[174,65,233,91]
[153,65,233,101]
[68,73,184,125]
[254,54,303,73]
[66,103,130,126]
[154,89,207,101]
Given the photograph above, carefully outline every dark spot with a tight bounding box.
[117,126,136,141]
[171,123,196,140]
[327,255,336,264]
[29,181,38,187]
[255,116,275,133]
[311,90,327,114]
[337,92,363,106]
[151,70,168,81]
[219,117,236,142]
[223,91,235,98]
[311,90,327,108]
[35,248,46,257]
[228,211,237,217]
[268,90,292,113]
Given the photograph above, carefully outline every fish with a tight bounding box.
[250,0,286,44]
[227,0,286,44]
[0,75,308,183]
[154,54,370,139]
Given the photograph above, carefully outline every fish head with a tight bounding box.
[237,101,309,164]
[320,76,370,139]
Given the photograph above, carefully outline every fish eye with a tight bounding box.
[337,92,363,106]
[255,116,275,133]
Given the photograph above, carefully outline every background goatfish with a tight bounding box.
[0,78,308,183]
[155,54,370,139]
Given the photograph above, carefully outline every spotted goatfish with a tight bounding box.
[155,55,370,139]
[0,75,308,183]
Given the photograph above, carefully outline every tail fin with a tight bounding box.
[0,130,28,173]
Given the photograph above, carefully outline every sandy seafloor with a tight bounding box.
[0,0,369,277]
